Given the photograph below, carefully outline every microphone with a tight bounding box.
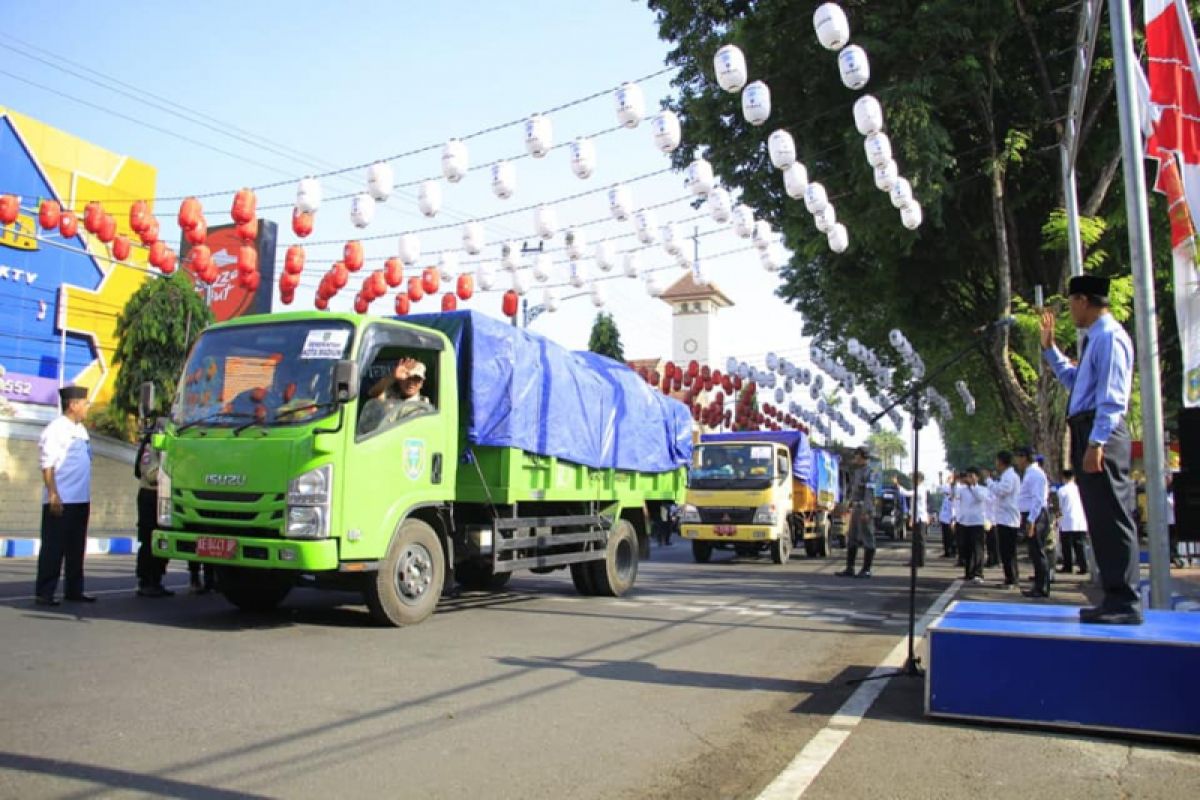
[972,317,1016,335]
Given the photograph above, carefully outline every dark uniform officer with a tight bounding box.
[837,447,876,578]
[135,431,173,597]
[35,385,94,605]
[1041,274,1141,624]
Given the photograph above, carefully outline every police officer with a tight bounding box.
[1041,275,1141,624]
[35,385,94,605]
[134,427,173,597]
[837,447,876,578]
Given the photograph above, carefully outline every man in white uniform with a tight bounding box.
[35,385,95,606]
[1056,470,1089,575]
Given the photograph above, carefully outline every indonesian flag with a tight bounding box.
[1144,0,1200,405]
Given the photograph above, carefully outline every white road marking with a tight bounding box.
[755,579,963,800]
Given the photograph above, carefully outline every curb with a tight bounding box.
[2,537,137,558]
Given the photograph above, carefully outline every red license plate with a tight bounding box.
[196,536,238,559]
[714,524,736,535]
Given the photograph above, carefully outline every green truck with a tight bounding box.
[147,310,691,626]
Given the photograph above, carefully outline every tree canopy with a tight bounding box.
[588,311,626,361]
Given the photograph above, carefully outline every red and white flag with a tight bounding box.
[1144,0,1200,405]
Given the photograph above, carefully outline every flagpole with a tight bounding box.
[1110,0,1172,610]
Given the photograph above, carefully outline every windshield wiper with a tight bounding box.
[177,411,256,434]
[274,402,338,421]
[233,416,270,436]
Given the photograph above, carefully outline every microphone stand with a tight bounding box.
[849,330,991,683]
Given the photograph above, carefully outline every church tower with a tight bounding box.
[657,273,734,367]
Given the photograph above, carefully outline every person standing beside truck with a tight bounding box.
[134,428,173,597]
[837,447,876,579]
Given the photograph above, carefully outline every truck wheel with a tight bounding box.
[771,528,793,564]
[588,519,639,597]
[803,539,819,558]
[570,562,595,595]
[454,560,512,591]
[217,566,292,612]
[692,540,713,563]
[365,518,444,627]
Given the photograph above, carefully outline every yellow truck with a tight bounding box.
[679,431,841,563]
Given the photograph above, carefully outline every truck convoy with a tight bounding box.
[147,310,692,626]
[679,430,840,563]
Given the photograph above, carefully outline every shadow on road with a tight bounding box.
[0,751,270,800]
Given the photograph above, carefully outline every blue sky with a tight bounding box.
[1,0,948,472]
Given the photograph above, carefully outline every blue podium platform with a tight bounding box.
[926,601,1200,741]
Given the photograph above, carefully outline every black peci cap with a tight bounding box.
[58,385,88,402]
[1067,274,1109,299]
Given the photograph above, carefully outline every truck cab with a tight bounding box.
[679,440,795,563]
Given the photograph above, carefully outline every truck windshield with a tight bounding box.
[689,444,776,490]
[173,321,354,429]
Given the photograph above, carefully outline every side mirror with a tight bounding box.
[138,382,156,423]
[334,359,359,404]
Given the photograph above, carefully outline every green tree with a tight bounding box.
[647,0,1188,467]
[588,311,625,361]
[110,273,214,426]
[867,429,907,471]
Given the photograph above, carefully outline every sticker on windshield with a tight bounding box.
[300,329,350,360]
[750,446,773,459]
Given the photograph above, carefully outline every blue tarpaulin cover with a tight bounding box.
[403,311,692,473]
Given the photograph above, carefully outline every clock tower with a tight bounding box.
[658,272,734,367]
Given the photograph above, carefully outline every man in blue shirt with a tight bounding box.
[35,385,95,606]
[1041,274,1140,624]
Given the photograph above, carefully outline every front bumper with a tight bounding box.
[680,524,778,543]
[153,530,339,571]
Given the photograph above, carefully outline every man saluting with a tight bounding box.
[1040,274,1140,624]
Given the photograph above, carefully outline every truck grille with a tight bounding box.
[172,489,285,538]
[697,507,756,524]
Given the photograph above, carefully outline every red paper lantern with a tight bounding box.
[687,360,699,376]
[664,362,676,380]
[456,273,474,300]
[701,365,711,379]
[38,200,61,230]
[160,250,177,275]
[148,240,167,268]
[280,271,301,292]
[354,295,369,314]
[129,200,150,233]
[96,213,117,244]
[59,210,79,239]
[280,290,295,306]
[237,244,258,274]
[83,201,104,234]
[292,207,314,238]
[315,296,329,310]
[200,264,219,284]
[408,276,426,303]
[421,267,439,295]
[344,240,364,271]
[189,244,212,274]
[284,245,305,275]
[501,289,519,318]
[235,217,258,242]
[332,262,349,289]
[384,257,404,287]
[177,197,202,231]
[112,235,131,261]
[441,292,457,311]
[139,217,160,245]
[712,369,722,384]
[238,271,261,291]
[649,371,660,387]
[368,270,387,298]
[231,188,257,225]
[185,216,207,246]
[0,195,20,225]
[395,294,411,315]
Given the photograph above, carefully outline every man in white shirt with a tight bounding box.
[892,472,929,567]
[1056,470,1089,575]
[991,451,1023,588]
[955,467,989,582]
[1015,446,1051,598]
[980,467,999,568]
[937,475,957,559]
[35,385,94,606]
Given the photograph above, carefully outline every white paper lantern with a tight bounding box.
[889,329,906,349]
[367,161,394,202]
[684,158,715,197]
[501,241,520,272]
[462,222,484,255]
[608,184,632,221]
[853,95,884,136]
[708,187,733,223]
[732,204,755,238]
[525,114,553,158]
[634,209,658,245]
[398,233,421,265]
[477,264,495,290]
[296,177,322,213]
[661,223,683,255]
[813,3,851,51]
[775,387,786,403]
[591,282,607,307]
[511,269,528,297]
[675,249,692,270]
[442,139,469,183]
[543,287,560,312]
[804,182,829,214]
[713,43,748,93]
[569,261,588,288]
[570,137,596,179]
[651,110,682,153]
[889,177,913,209]
[645,274,663,297]
[614,81,645,128]
[417,180,442,218]
[439,251,458,282]
[752,219,773,250]
[532,253,552,282]
[350,193,376,228]
[900,201,923,230]
[814,203,837,234]
[565,229,587,261]
[623,251,640,278]
[768,129,797,170]
[873,159,899,192]
[864,132,892,169]
[761,248,784,272]
[839,45,871,90]
[492,161,516,199]
[594,240,616,272]
[534,205,558,239]
[827,223,849,253]
[782,162,809,200]
[741,81,772,126]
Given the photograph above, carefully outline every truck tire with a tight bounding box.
[588,519,639,597]
[803,539,819,558]
[570,562,595,595]
[454,560,512,591]
[771,528,792,564]
[692,540,713,563]
[217,566,292,612]
[365,518,444,627]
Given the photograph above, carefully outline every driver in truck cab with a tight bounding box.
[358,357,432,434]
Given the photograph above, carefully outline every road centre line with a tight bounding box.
[755,579,963,800]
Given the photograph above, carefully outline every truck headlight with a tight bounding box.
[286,506,329,540]
[288,464,332,507]
[680,504,700,524]
[156,455,173,527]
[753,504,777,524]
